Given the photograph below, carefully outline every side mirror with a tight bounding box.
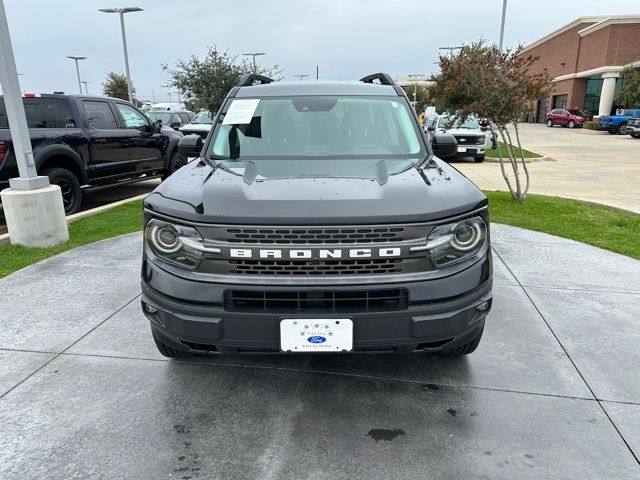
[178,134,203,157]
[480,126,489,132]
[427,126,435,132]
[153,122,163,133]
[170,121,181,129]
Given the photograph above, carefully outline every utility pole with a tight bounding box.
[66,56,86,94]
[0,0,68,247]
[168,92,172,103]
[243,52,265,73]
[294,74,309,81]
[407,74,424,110]
[81,81,90,94]
[99,7,143,103]
[499,0,508,51]
[316,65,319,80]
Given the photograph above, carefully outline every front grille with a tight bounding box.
[224,289,409,313]
[228,258,403,275]
[225,227,405,244]
[453,135,484,145]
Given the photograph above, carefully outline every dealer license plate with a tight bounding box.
[458,147,467,152]
[280,319,353,352]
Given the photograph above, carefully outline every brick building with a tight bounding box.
[521,15,640,121]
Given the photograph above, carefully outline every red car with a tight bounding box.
[545,109,592,128]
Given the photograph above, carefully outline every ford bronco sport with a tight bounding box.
[141,73,492,357]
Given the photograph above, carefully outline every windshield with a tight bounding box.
[146,111,171,123]
[193,111,213,124]
[437,116,479,130]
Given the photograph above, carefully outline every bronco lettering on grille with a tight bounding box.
[229,248,402,259]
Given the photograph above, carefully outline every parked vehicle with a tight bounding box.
[148,102,186,112]
[627,117,640,138]
[141,73,492,358]
[427,115,488,162]
[146,110,194,130]
[0,93,185,214]
[179,110,214,139]
[545,109,592,128]
[599,108,640,135]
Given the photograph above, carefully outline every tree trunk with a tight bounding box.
[489,122,516,199]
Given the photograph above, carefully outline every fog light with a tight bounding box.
[476,301,489,312]
[144,304,158,314]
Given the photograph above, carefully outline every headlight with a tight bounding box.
[426,216,487,268]
[145,219,211,270]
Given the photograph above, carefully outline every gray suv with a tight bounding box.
[141,73,492,357]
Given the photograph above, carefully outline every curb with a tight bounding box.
[0,193,148,245]
[484,155,549,163]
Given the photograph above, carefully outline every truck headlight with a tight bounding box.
[426,216,487,268]
[145,219,208,270]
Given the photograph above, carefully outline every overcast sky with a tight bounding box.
[5,0,639,102]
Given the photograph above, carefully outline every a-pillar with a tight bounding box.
[598,72,620,117]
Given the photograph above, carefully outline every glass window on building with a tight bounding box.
[583,77,603,115]
[552,94,567,110]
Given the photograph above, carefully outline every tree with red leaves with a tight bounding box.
[429,41,551,202]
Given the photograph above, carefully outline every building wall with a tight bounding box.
[576,26,611,71]
[526,22,596,78]
[606,23,640,66]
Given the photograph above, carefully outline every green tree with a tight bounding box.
[614,67,640,108]
[163,46,282,115]
[401,84,430,114]
[429,40,551,202]
[102,72,131,101]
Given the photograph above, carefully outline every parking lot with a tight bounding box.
[1,225,639,479]
[455,123,640,213]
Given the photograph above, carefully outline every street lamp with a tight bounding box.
[81,81,91,94]
[294,74,309,81]
[99,7,143,103]
[243,52,265,73]
[407,74,424,106]
[498,0,508,51]
[66,56,86,94]
[438,46,463,56]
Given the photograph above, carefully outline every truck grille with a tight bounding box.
[225,227,405,244]
[453,135,484,145]
[228,258,403,276]
[224,289,409,313]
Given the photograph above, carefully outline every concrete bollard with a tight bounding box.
[1,184,69,247]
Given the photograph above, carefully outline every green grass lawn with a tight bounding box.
[485,141,542,159]
[0,199,143,278]
[0,193,638,278]
[486,191,640,259]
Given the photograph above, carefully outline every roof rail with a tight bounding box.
[359,73,395,85]
[238,74,274,87]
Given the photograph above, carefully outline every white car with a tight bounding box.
[431,115,489,163]
[179,110,213,139]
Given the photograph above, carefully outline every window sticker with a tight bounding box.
[223,99,260,125]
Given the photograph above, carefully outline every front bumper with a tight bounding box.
[141,252,493,355]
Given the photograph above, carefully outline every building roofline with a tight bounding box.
[579,15,640,36]
[519,16,606,54]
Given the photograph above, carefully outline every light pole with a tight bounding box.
[407,74,424,106]
[81,81,91,94]
[294,74,309,81]
[66,56,86,94]
[0,0,68,246]
[438,46,463,57]
[99,7,143,103]
[243,52,265,73]
[499,0,507,51]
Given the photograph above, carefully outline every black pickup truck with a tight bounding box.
[0,94,185,214]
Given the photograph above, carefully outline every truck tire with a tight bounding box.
[162,151,188,180]
[474,155,485,163]
[608,127,617,134]
[616,123,627,135]
[153,334,192,359]
[43,167,82,215]
[440,327,484,357]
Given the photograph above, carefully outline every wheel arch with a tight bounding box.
[36,145,87,184]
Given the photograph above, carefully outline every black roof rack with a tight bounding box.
[238,74,275,87]
[359,73,395,85]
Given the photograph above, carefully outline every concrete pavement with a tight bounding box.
[454,123,640,213]
[0,226,639,479]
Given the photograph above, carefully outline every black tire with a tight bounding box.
[545,119,553,127]
[568,120,575,129]
[42,167,82,215]
[153,334,192,359]
[474,155,485,163]
[616,123,627,135]
[631,132,640,139]
[162,151,188,180]
[440,327,484,357]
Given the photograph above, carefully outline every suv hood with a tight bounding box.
[145,158,486,225]
[439,127,484,136]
